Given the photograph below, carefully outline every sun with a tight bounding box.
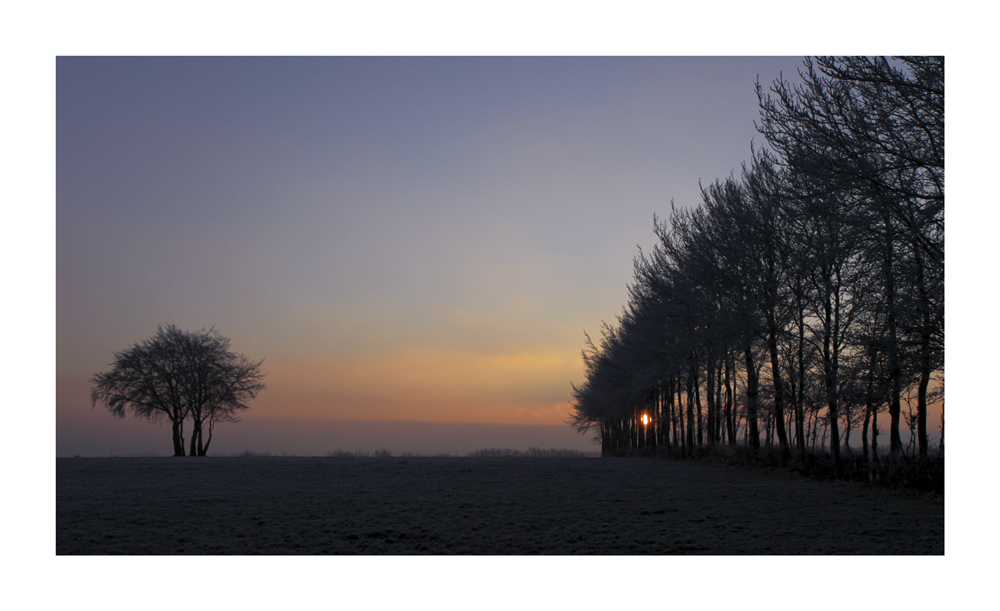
[641,413,650,426]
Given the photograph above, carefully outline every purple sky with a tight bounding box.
[58,56,827,455]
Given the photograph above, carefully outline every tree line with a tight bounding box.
[570,57,943,475]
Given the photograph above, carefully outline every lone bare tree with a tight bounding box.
[90,325,266,456]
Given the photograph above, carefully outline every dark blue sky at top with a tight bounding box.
[59,56,798,203]
[58,56,803,286]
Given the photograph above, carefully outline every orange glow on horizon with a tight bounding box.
[248,347,581,425]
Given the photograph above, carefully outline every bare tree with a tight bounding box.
[757,56,944,455]
[91,325,266,456]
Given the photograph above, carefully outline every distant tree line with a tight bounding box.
[570,57,943,475]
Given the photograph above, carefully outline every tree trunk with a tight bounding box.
[201,422,213,456]
[882,214,903,454]
[693,365,703,447]
[809,409,818,451]
[767,312,791,461]
[862,403,871,461]
[189,419,202,457]
[669,380,677,451]
[822,298,842,478]
[648,397,655,450]
[716,364,724,444]
[916,251,932,456]
[685,374,695,455]
[724,353,735,446]
[744,347,760,450]
[862,348,877,461]
[171,419,185,456]
[940,400,944,453]
[655,389,662,449]
[661,384,670,449]
[795,289,807,456]
[706,357,716,447]
[871,405,879,457]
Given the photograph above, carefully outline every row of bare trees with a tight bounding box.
[570,57,943,473]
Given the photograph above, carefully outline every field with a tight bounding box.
[56,456,943,554]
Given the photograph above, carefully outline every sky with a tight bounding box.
[55,56,818,455]
[55,55,947,457]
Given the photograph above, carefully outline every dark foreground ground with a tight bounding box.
[56,456,943,554]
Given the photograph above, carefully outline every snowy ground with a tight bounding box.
[56,456,943,554]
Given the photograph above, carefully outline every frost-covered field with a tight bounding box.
[56,456,943,554]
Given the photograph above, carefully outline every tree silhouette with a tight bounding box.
[90,325,266,456]
[571,57,943,473]
[757,56,943,455]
